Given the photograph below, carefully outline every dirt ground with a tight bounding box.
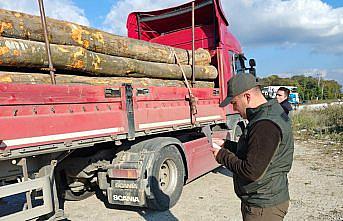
[1,141,342,220]
[62,141,343,221]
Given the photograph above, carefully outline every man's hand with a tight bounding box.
[210,147,220,158]
[213,138,225,147]
[211,138,225,158]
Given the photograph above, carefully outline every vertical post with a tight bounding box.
[321,82,325,100]
[38,0,56,85]
[123,84,135,140]
[18,158,33,210]
[137,15,141,40]
[317,72,322,100]
[191,1,195,87]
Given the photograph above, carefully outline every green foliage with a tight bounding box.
[259,75,342,101]
[292,105,343,142]
[292,111,318,131]
[321,105,343,132]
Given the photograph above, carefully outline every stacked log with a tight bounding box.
[0,8,217,87]
[0,38,217,80]
[0,71,214,88]
[0,8,211,65]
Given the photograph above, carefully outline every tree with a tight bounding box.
[260,75,342,101]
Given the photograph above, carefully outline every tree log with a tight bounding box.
[0,71,214,88]
[0,38,218,80]
[0,8,211,65]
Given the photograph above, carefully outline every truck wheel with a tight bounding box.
[147,145,185,211]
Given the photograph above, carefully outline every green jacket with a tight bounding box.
[234,99,294,207]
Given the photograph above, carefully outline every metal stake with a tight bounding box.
[191,1,196,87]
[38,0,56,85]
[137,15,141,40]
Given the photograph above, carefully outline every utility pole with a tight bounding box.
[316,72,325,100]
[317,72,321,100]
[321,82,324,100]
[317,73,321,87]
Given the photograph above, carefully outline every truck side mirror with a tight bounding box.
[249,59,256,67]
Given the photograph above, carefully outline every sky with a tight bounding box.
[0,0,342,86]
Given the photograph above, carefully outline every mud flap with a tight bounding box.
[103,137,185,209]
[107,187,146,206]
[104,151,155,208]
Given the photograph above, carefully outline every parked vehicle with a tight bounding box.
[0,0,256,220]
[262,85,300,106]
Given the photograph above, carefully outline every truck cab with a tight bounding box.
[127,0,254,115]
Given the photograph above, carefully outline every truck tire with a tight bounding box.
[147,145,185,211]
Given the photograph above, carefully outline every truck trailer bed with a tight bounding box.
[0,83,225,160]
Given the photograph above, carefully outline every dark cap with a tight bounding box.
[219,74,261,107]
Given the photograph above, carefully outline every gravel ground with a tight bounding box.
[62,141,343,221]
[1,141,342,220]
[286,140,343,221]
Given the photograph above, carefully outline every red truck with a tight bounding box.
[0,0,256,220]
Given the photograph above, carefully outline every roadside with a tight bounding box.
[63,141,343,221]
[287,140,343,221]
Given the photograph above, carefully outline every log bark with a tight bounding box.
[0,71,214,88]
[0,8,211,65]
[0,38,218,80]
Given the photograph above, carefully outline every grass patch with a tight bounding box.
[292,105,343,144]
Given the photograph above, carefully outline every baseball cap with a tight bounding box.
[219,74,261,107]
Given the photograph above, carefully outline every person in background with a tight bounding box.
[212,74,294,221]
[276,87,292,115]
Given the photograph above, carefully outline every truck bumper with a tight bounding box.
[0,176,53,221]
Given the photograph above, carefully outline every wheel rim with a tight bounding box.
[158,159,177,195]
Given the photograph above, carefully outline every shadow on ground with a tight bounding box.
[212,166,233,177]
[93,176,179,221]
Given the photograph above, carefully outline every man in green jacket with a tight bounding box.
[212,74,294,221]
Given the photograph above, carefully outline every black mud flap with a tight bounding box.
[103,137,185,209]
[104,151,154,208]
[107,187,146,207]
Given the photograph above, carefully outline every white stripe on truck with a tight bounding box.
[139,115,222,129]
[0,127,124,147]
[1,115,223,147]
